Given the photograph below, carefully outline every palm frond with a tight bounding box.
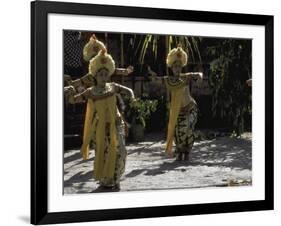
[134,34,202,65]
[185,37,195,62]
[191,37,202,62]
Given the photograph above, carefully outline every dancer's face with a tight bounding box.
[171,60,182,76]
[95,68,110,87]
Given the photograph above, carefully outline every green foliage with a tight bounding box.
[125,95,158,128]
[207,39,252,136]
[134,35,202,65]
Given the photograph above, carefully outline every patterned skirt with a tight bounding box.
[174,102,198,155]
[92,118,127,187]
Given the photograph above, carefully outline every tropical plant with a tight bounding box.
[132,35,202,66]
[207,39,252,136]
[126,97,158,128]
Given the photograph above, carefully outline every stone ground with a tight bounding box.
[64,132,252,194]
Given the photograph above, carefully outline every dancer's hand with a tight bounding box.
[64,85,76,96]
[198,72,203,81]
[64,85,76,104]
[246,79,252,87]
[130,97,138,107]
[195,72,203,85]
[126,66,134,75]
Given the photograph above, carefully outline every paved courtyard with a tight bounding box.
[64,132,252,194]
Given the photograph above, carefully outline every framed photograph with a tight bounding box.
[31,0,274,224]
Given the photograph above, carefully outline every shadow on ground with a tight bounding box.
[124,136,251,178]
[64,132,252,193]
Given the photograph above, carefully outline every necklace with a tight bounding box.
[91,83,114,96]
[166,76,186,91]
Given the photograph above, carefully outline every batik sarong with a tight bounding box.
[174,102,198,155]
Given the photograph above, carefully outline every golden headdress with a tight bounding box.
[83,34,106,62]
[166,45,188,68]
[88,48,115,77]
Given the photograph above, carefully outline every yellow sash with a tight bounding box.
[81,95,118,180]
[81,100,94,160]
[165,79,185,155]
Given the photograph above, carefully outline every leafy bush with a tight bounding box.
[125,96,158,128]
[207,39,252,136]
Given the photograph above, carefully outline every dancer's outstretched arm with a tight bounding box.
[180,72,203,82]
[64,85,90,104]
[68,74,94,89]
[65,66,134,90]
[115,66,134,76]
[113,83,135,100]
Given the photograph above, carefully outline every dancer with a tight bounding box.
[150,45,203,161]
[65,48,135,191]
[65,33,133,142]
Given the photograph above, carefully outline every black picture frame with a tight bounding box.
[31,0,274,224]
